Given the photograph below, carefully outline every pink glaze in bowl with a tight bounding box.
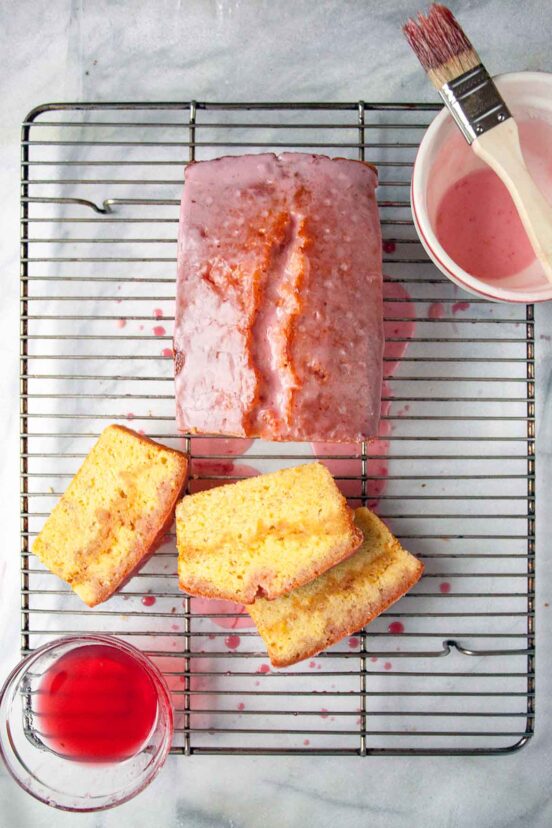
[411,72,552,303]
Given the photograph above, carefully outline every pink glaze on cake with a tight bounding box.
[174,153,383,442]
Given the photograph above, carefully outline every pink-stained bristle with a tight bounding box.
[403,3,478,74]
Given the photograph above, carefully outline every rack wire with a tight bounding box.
[20,101,535,756]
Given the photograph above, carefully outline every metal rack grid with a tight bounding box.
[20,101,535,756]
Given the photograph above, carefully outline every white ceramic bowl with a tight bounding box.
[411,71,552,303]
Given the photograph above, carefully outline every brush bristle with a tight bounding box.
[403,4,481,89]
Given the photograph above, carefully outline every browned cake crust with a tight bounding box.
[32,425,188,606]
[248,507,424,667]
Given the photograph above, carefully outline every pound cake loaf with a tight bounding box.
[32,425,188,606]
[176,462,362,604]
[248,507,424,667]
[174,152,383,442]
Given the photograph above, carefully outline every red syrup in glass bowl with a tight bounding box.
[36,643,158,762]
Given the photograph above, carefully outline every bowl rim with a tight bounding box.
[411,70,552,303]
[0,634,174,812]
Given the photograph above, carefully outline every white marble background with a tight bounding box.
[1,1,552,825]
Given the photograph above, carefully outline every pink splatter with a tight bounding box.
[382,240,396,254]
[320,709,329,719]
[440,582,452,594]
[171,624,180,631]
[162,347,174,358]
[153,308,164,319]
[189,459,258,494]
[428,301,445,320]
[224,634,241,650]
[141,595,156,607]
[137,428,145,435]
[303,739,310,746]
[388,621,405,634]
[117,318,126,328]
[191,596,253,630]
[452,301,470,314]
[190,436,255,458]
[153,325,166,336]
[384,662,393,671]
[348,637,360,648]
[126,412,134,421]
[237,702,245,711]
[139,325,144,331]
[257,664,270,674]
[309,661,316,669]
[370,656,378,663]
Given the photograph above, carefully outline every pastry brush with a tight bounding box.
[403,3,552,284]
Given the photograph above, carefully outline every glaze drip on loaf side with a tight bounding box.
[174,152,383,442]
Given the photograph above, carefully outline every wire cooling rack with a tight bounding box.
[20,101,535,756]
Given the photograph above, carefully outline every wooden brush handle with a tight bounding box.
[473,118,552,285]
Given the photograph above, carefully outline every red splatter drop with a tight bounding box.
[139,325,144,331]
[348,637,360,648]
[126,412,134,421]
[452,301,470,314]
[384,662,393,671]
[153,325,166,337]
[117,318,126,328]
[388,621,405,634]
[162,347,174,358]
[190,596,254,630]
[257,664,270,674]
[428,301,445,320]
[153,308,164,319]
[141,595,156,607]
[137,429,145,435]
[309,660,316,668]
[383,240,396,254]
[225,634,241,650]
[304,739,310,746]
[370,656,378,663]
[320,709,329,719]
[237,702,245,711]
[440,581,451,594]
[171,624,180,631]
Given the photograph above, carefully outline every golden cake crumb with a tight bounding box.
[176,462,362,604]
[248,507,424,667]
[32,425,188,606]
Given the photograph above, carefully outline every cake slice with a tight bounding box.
[174,152,383,442]
[32,425,188,606]
[176,462,362,604]
[248,507,424,667]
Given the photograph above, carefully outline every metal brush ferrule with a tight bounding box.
[440,64,512,144]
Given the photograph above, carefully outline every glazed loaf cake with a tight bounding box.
[32,425,188,606]
[248,507,424,667]
[176,462,362,604]
[174,152,383,442]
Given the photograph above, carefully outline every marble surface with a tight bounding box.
[1,1,552,825]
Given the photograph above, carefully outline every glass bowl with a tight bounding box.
[0,635,173,811]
